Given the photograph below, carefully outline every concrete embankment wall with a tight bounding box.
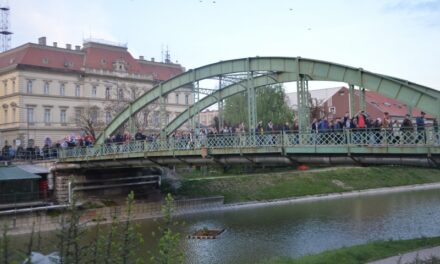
[0,196,224,235]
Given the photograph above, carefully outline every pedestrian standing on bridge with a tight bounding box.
[381,112,392,144]
[392,120,401,144]
[416,111,426,144]
[239,122,246,146]
[267,120,275,144]
[433,118,439,144]
[256,121,264,144]
[401,114,414,144]
[354,111,367,144]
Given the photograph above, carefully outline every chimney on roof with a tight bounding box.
[75,45,81,50]
[151,57,155,62]
[53,42,57,47]
[38,37,46,46]
[66,44,71,50]
[139,56,144,60]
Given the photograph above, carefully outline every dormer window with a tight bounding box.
[113,59,128,72]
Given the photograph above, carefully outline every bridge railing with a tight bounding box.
[58,127,440,160]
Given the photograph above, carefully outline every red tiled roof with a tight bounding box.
[138,62,183,80]
[22,46,83,71]
[363,90,432,118]
[0,42,184,81]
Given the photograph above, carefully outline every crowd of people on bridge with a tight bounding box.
[1,110,439,160]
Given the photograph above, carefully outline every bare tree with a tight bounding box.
[71,104,105,139]
[103,85,158,132]
[309,95,324,121]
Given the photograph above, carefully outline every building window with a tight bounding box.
[90,109,98,123]
[60,109,67,124]
[44,82,50,95]
[75,109,81,124]
[3,81,7,95]
[12,108,16,123]
[105,111,111,124]
[143,111,148,127]
[12,80,15,93]
[27,80,33,94]
[75,85,80,97]
[329,106,336,114]
[60,83,65,96]
[44,109,51,124]
[166,113,170,125]
[4,109,8,123]
[131,88,136,100]
[153,111,159,127]
[175,93,179,104]
[92,86,97,97]
[185,94,189,105]
[164,95,168,103]
[118,88,123,100]
[27,108,34,123]
[105,87,110,100]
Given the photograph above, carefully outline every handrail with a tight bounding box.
[58,128,440,160]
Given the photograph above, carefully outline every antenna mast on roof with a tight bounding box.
[161,45,171,64]
[0,1,12,52]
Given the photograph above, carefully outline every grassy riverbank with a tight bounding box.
[176,166,440,203]
[264,236,440,264]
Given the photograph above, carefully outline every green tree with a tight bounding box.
[223,84,293,128]
[223,92,247,127]
[150,193,183,264]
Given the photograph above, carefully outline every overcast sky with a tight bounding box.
[7,0,440,91]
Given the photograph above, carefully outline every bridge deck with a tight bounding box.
[59,129,440,167]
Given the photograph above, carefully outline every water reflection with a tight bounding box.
[12,188,440,264]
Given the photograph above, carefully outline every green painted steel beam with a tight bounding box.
[164,72,297,135]
[96,57,440,144]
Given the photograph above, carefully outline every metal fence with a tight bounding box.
[0,191,52,207]
[0,148,59,161]
[58,127,440,160]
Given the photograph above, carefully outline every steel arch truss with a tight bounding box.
[96,57,440,144]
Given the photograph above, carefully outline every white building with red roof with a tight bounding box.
[0,37,191,147]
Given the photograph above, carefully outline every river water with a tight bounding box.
[175,188,440,263]
[13,188,440,263]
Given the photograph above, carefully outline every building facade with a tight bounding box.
[199,109,218,127]
[0,37,192,147]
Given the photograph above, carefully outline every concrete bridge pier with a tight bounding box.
[52,164,162,205]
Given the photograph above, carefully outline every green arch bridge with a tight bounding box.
[58,57,440,168]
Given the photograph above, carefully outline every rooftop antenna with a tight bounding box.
[164,45,171,64]
[0,1,12,52]
[161,44,171,64]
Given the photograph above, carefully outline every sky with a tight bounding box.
[6,0,440,91]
